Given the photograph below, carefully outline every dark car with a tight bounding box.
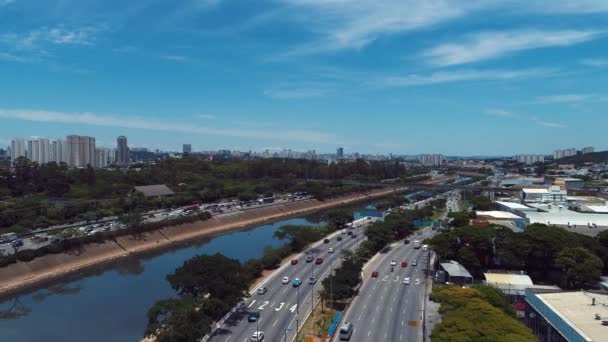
[291,259,299,265]
[371,271,379,278]
[324,238,330,243]
[306,255,314,263]
[248,312,260,322]
[337,236,342,241]
[351,234,357,238]
[346,231,353,235]
[404,239,410,244]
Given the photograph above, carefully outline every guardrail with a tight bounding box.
[200,301,245,342]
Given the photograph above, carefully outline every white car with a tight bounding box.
[390,260,397,266]
[251,331,264,341]
[328,247,334,253]
[282,276,290,284]
[403,277,411,285]
[341,229,347,234]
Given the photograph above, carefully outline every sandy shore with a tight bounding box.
[0,187,405,298]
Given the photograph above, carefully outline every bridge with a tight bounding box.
[303,179,523,193]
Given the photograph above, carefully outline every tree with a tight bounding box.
[146,296,212,342]
[322,208,354,230]
[555,247,604,289]
[448,211,472,227]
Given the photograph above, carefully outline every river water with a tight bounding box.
[0,206,380,342]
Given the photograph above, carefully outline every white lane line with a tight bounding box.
[368,330,371,337]
[400,334,403,340]
[281,287,287,294]
[243,338,248,342]
[402,320,404,327]
[385,332,388,339]
[273,319,278,327]
[224,336,231,342]
[271,301,276,307]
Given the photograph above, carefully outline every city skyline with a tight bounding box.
[0,1,607,154]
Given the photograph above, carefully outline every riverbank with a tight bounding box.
[0,187,405,298]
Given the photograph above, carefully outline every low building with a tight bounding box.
[476,210,529,229]
[436,260,473,285]
[522,186,567,203]
[496,201,538,217]
[525,288,608,342]
[132,184,175,198]
[549,177,585,190]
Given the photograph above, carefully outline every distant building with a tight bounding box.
[521,186,567,203]
[50,139,67,164]
[581,146,595,154]
[553,148,577,160]
[116,136,130,166]
[95,148,110,168]
[337,147,344,159]
[436,260,473,285]
[0,148,7,161]
[516,154,545,165]
[133,184,175,198]
[27,137,51,165]
[10,138,27,165]
[183,144,192,154]
[419,154,444,167]
[525,289,607,342]
[66,135,95,168]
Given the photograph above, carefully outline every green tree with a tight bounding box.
[322,208,354,230]
[555,247,604,289]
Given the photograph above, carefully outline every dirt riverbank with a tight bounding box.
[0,187,405,298]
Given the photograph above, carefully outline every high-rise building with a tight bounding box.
[553,148,577,160]
[95,148,109,168]
[108,148,117,165]
[27,137,51,165]
[516,154,545,165]
[10,138,27,165]
[116,136,130,166]
[337,147,344,159]
[419,154,444,166]
[581,146,594,154]
[50,139,67,164]
[66,135,96,168]
[183,144,192,154]
[0,148,7,161]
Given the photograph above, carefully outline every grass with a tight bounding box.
[296,299,339,342]
[431,209,446,221]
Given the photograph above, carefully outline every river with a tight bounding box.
[0,206,380,342]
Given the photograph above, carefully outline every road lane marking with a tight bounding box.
[224,337,231,342]
[281,287,287,294]
[275,302,285,311]
[258,301,269,310]
[271,301,276,307]
[273,319,278,327]
[289,304,298,313]
[247,300,256,308]
[368,330,371,337]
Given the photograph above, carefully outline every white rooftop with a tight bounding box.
[525,210,608,227]
[496,201,536,211]
[476,211,524,220]
[484,272,533,287]
[537,291,608,342]
[585,206,608,213]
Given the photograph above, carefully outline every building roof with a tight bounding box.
[133,184,175,197]
[484,272,533,287]
[496,201,535,210]
[585,206,608,213]
[439,260,473,279]
[535,291,608,342]
[524,210,608,227]
[476,211,524,220]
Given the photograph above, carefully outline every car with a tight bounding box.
[306,255,314,263]
[328,247,334,253]
[257,287,267,295]
[291,259,299,265]
[390,260,397,266]
[401,261,408,267]
[346,231,353,235]
[315,258,324,265]
[417,231,422,235]
[341,229,347,234]
[292,278,302,287]
[11,239,23,248]
[371,271,379,278]
[337,236,342,241]
[282,276,290,284]
[251,331,264,341]
[248,312,260,322]
[412,260,417,266]
[308,277,317,285]
[403,277,411,285]
[324,238,330,243]
[404,239,410,244]
[351,234,357,238]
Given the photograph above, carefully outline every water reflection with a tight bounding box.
[0,299,31,320]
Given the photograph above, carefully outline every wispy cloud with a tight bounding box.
[0,51,29,63]
[381,68,554,87]
[0,108,337,144]
[264,85,330,99]
[163,55,190,62]
[0,0,15,6]
[581,58,608,67]
[1,26,102,50]
[484,108,566,128]
[423,29,603,67]
[533,94,593,104]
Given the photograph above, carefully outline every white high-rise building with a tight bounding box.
[95,148,109,168]
[553,148,577,160]
[10,138,27,165]
[50,139,67,164]
[581,146,594,154]
[66,135,96,168]
[419,154,444,166]
[27,137,51,165]
[516,154,545,165]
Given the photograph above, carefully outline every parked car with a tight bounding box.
[282,276,290,284]
[315,258,324,265]
[248,312,260,322]
[291,259,299,265]
[257,287,267,295]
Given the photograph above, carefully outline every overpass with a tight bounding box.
[304,179,522,193]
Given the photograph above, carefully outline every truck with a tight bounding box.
[413,240,421,249]
[422,244,429,251]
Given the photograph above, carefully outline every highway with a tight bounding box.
[209,224,368,342]
[333,227,435,342]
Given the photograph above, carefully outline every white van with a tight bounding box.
[339,321,353,340]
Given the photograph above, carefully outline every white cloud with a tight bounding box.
[581,58,608,67]
[484,108,518,117]
[423,29,603,67]
[1,26,101,50]
[531,117,567,128]
[534,94,592,104]
[381,68,553,87]
[264,86,330,99]
[0,51,28,63]
[0,108,337,144]
[163,55,189,62]
[484,107,566,128]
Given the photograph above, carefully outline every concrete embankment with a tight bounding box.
[0,187,405,298]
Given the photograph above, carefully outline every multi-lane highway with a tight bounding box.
[210,224,367,342]
[333,227,435,342]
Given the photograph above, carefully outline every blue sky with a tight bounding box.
[0,0,607,155]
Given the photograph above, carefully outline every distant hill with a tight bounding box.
[555,151,608,165]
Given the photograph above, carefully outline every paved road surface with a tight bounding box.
[209,225,367,342]
[334,227,435,342]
